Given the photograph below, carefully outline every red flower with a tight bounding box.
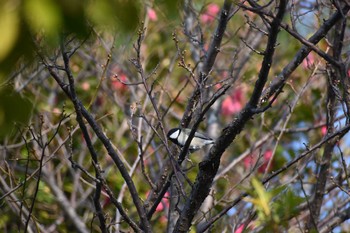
[102,196,111,208]
[258,150,273,173]
[200,3,220,24]
[110,65,128,94]
[111,73,128,92]
[243,150,273,173]
[110,64,128,92]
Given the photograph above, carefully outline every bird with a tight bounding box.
[167,127,215,152]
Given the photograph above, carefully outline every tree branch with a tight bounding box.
[261,4,350,103]
[181,0,233,128]
[173,1,287,232]
[306,13,346,230]
[60,40,108,233]
[198,123,350,232]
[42,44,150,232]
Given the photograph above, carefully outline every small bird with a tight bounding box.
[167,128,215,152]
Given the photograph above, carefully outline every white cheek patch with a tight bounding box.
[169,130,180,139]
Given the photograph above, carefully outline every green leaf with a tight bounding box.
[37,181,55,203]
[88,0,140,33]
[275,189,304,219]
[293,102,314,122]
[24,0,62,40]
[155,0,181,21]
[0,86,33,140]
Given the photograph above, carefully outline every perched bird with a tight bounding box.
[167,128,215,152]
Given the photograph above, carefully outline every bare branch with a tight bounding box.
[261,5,350,103]
[174,1,287,232]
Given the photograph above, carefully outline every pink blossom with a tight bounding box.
[155,192,170,212]
[234,224,245,233]
[200,3,220,24]
[302,53,315,69]
[321,126,327,136]
[235,223,254,232]
[147,8,158,21]
[81,81,90,91]
[52,108,61,114]
[243,155,254,169]
[204,43,209,52]
[221,89,244,116]
[145,191,170,213]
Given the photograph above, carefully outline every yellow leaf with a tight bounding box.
[0,1,20,61]
[251,178,271,216]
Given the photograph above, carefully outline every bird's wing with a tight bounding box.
[182,128,214,141]
[194,131,213,140]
